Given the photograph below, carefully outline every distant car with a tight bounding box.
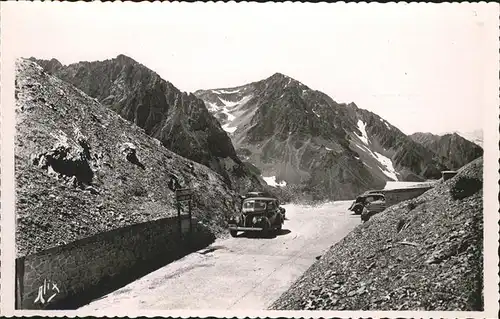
[360,194,387,222]
[228,194,284,237]
[349,192,385,215]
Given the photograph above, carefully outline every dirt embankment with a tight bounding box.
[271,157,483,311]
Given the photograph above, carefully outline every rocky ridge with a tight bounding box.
[15,59,243,257]
[410,132,483,170]
[271,157,483,311]
[30,56,268,195]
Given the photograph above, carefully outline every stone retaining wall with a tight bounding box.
[15,215,215,310]
[379,186,433,206]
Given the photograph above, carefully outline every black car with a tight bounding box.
[360,195,387,222]
[348,193,385,215]
[228,195,284,237]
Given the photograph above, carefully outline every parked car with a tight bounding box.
[349,192,385,215]
[360,194,387,222]
[228,194,284,237]
[243,191,286,219]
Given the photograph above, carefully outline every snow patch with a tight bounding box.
[262,176,287,187]
[216,95,253,134]
[356,120,369,145]
[218,94,253,108]
[222,109,235,122]
[325,147,332,151]
[218,97,243,108]
[215,88,241,94]
[355,142,398,181]
[312,110,321,118]
[373,151,398,180]
[222,124,237,133]
[206,101,220,112]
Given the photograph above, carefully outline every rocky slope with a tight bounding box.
[447,129,483,147]
[195,73,449,200]
[410,132,483,170]
[15,59,245,257]
[271,157,483,311]
[30,56,267,194]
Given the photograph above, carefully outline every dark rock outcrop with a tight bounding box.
[29,55,267,194]
[410,132,483,170]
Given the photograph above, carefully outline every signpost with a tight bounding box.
[175,188,193,239]
[175,188,193,202]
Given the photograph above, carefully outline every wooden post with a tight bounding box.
[176,201,182,238]
[188,198,193,234]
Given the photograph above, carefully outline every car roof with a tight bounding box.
[245,191,271,196]
[359,193,385,197]
[243,197,277,201]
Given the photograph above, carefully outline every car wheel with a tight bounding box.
[230,230,238,237]
[354,206,362,215]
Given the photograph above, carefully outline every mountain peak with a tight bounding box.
[347,102,359,109]
[267,72,301,82]
[264,72,305,89]
[270,72,289,78]
[114,54,138,65]
[28,57,64,73]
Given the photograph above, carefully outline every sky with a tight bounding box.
[2,2,498,135]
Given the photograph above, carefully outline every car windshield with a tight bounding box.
[243,200,267,210]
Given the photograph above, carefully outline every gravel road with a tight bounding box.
[78,200,360,311]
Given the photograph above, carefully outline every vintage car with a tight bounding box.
[349,192,385,215]
[360,194,387,222]
[228,193,285,237]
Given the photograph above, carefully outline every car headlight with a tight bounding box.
[252,217,257,224]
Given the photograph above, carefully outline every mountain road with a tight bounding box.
[78,200,360,311]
